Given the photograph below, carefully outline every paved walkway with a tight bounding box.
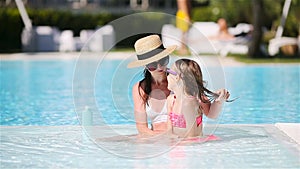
[2,52,299,66]
[0,52,245,66]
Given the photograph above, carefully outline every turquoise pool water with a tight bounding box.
[0,59,299,125]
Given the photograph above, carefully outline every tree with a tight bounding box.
[248,0,265,58]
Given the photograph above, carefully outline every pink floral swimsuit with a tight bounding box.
[169,96,202,128]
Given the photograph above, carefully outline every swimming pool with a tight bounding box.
[1,125,299,168]
[1,56,299,125]
[0,54,299,168]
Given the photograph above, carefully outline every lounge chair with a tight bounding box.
[268,37,299,56]
[161,22,251,56]
[268,0,299,56]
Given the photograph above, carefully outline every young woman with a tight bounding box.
[127,35,177,136]
[166,59,230,138]
[128,35,230,137]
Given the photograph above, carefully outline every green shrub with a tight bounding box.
[0,8,23,52]
[0,8,121,52]
[1,1,299,53]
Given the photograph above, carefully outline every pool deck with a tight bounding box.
[0,124,299,145]
[1,52,299,66]
[275,123,300,145]
[1,124,299,168]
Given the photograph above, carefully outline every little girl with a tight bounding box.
[166,59,231,138]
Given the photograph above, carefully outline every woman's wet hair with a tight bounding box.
[138,69,152,105]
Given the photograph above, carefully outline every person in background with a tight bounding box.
[176,0,192,55]
[210,18,235,41]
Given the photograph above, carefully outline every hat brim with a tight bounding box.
[127,45,177,68]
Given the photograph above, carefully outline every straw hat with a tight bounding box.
[127,35,177,68]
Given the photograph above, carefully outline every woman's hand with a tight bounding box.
[215,89,230,102]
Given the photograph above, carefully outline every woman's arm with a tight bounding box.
[132,83,156,135]
[166,95,173,134]
[201,89,230,119]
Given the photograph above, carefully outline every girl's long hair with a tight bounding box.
[175,59,219,103]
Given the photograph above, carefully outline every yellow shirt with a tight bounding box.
[176,10,190,32]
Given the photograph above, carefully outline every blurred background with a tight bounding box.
[0,0,299,58]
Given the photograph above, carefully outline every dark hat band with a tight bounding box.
[137,44,165,60]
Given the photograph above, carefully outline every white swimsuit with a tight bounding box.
[146,101,168,124]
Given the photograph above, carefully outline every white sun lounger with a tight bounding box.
[162,22,250,56]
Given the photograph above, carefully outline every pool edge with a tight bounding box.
[1,123,299,145]
[275,123,300,145]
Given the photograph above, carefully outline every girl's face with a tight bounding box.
[167,64,179,91]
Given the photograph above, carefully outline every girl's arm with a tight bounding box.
[132,83,156,136]
[202,89,230,119]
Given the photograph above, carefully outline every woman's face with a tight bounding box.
[149,64,167,75]
[146,56,169,75]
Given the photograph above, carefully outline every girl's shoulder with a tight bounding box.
[167,93,175,100]
[167,93,175,105]
[166,93,175,111]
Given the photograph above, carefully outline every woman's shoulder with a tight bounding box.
[132,81,146,95]
[133,82,139,88]
[133,80,146,89]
